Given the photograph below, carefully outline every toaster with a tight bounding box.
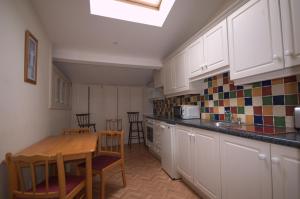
[294,107,300,129]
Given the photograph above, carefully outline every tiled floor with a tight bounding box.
[93,144,200,199]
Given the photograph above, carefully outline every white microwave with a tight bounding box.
[174,105,200,119]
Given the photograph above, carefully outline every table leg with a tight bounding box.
[86,153,93,199]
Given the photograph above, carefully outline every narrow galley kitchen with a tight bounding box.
[1,0,300,199]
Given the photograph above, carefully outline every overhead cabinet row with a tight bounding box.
[162,0,300,95]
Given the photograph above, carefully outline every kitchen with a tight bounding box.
[0,0,300,199]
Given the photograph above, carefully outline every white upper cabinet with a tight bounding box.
[163,60,175,95]
[228,0,284,80]
[153,69,163,88]
[188,19,229,80]
[271,144,300,199]
[188,37,205,78]
[173,51,189,92]
[204,19,229,72]
[220,135,272,199]
[280,0,300,68]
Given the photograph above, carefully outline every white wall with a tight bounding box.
[71,84,150,143]
[0,0,71,198]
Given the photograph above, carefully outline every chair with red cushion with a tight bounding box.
[5,153,85,199]
[78,130,126,199]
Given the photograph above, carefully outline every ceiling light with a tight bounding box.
[89,0,176,27]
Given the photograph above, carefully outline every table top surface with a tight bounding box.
[16,134,98,156]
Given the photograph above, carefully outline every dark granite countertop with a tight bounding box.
[145,114,300,149]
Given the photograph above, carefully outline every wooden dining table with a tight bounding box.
[7,134,98,199]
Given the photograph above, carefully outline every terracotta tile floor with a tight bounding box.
[93,144,201,199]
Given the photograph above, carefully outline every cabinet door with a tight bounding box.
[164,61,175,95]
[188,37,205,78]
[228,0,283,80]
[271,144,300,199]
[153,69,163,88]
[280,0,300,67]
[204,19,229,72]
[174,51,189,92]
[175,126,193,182]
[220,135,272,199]
[193,129,221,199]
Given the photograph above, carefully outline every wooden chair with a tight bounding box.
[106,119,122,131]
[127,112,145,148]
[78,130,126,199]
[76,113,96,132]
[63,128,91,135]
[5,153,85,199]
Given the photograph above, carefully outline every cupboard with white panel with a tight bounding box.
[188,19,229,81]
[280,0,300,68]
[175,126,221,199]
[271,144,300,199]
[220,134,272,199]
[174,125,300,199]
[227,0,284,81]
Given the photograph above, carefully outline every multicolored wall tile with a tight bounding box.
[153,72,300,128]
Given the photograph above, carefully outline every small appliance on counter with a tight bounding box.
[294,107,300,130]
[174,105,200,119]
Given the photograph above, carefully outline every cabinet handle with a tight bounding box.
[271,157,280,164]
[258,153,267,160]
[284,50,294,57]
[273,54,281,61]
[160,125,166,129]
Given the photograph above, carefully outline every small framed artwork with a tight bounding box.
[24,30,38,84]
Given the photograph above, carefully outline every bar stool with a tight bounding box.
[127,112,145,148]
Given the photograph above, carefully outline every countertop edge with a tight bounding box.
[145,115,300,149]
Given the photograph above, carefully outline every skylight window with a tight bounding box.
[89,0,176,27]
[122,0,162,10]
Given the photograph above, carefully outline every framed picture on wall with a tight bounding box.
[24,30,38,84]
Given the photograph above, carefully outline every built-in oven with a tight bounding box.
[145,119,154,147]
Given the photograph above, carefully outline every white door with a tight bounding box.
[204,19,229,72]
[188,37,205,78]
[173,51,189,92]
[117,86,130,143]
[103,86,117,122]
[175,126,193,183]
[228,0,283,80]
[193,129,221,199]
[71,84,89,127]
[90,85,104,131]
[280,0,300,68]
[220,135,272,199]
[271,144,300,199]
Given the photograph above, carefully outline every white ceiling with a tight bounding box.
[55,62,153,86]
[31,0,231,85]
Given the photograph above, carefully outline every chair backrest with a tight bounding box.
[5,153,66,199]
[106,119,122,131]
[76,113,90,126]
[63,128,90,135]
[127,112,140,123]
[97,131,124,159]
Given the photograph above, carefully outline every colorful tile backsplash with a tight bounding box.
[153,72,300,128]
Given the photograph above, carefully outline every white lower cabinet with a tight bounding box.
[193,129,221,199]
[175,126,193,182]
[220,135,272,199]
[271,144,300,199]
[175,126,300,199]
[175,126,221,199]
